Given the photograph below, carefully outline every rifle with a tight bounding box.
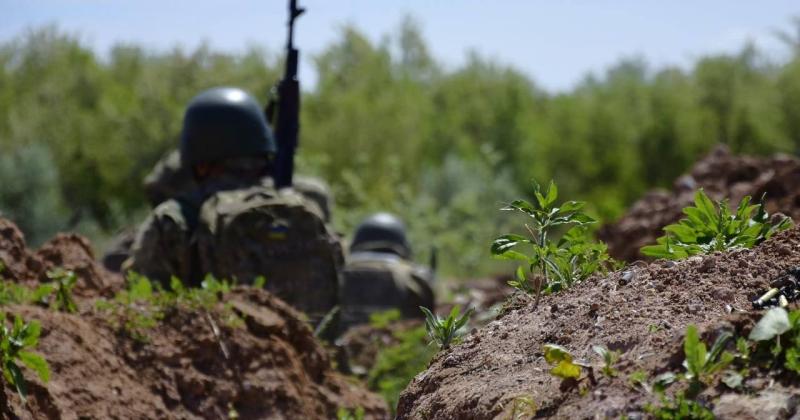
[267,0,305,189]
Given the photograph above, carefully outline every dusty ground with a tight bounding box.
[397,224,800,419]
[599,145,800,262]
[0,218,388,419]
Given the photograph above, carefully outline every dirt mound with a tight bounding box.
[0,218,388,419]
[0,218,124,298]
[599,145,800,261]
[397,226,800,419]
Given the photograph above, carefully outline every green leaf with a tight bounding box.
[550,360,581,379]
[543,344,573,364]
[7,361,27,401]
[721,370,743,389]
[682,325,706,379]
[491,234,530,256]
[749,307,791,341]
[544,180,557,206]
[18,351,50,382]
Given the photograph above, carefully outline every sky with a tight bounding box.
[2,0,799,92]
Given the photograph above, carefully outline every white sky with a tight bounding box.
[2,0,799,92]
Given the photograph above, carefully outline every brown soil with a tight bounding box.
[0,218,388,419]
[397,225,800,419]
[599,144,800,262]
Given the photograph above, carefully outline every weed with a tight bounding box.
[0,313,50,401]
[747,306,800,374]
[542,344,583,380]
[492,180,614,305]
[645,393,714,420]
[45,268,77,313]
[641,190,791,259]
[367,325,435,414]
[682,325,733,395]
[336,407,365,420]
[592,345,620,377]
[420,305,473,350]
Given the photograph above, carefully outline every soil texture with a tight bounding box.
[600,144,800,262]
[0,218,387,419]
[397,225,800,419]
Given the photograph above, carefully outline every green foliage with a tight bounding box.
[641,190,792,259]
[0,313,50,401]
[4,21,800,276]
[543,344,582,380]
[681,325,734,392]
[492,180,613,301]
[368,309,401,329]
[592,345,620,377]
[420,305,473,350]
[95,272,233,342]
[45,268,78,313]
[748,307,800,375]
[645,393,715,420]
[336,407,365,420]
[367,325,436,414]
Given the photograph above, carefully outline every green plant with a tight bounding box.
[336,407,365,420]
[645,393,715,420]
[46,268,78,313]
[492,180,613,305]
[592,345,620,377]
[682,325,733,395]
[367,325,435,414]
[368,309,402,329]
[641,190,792,259]
[748,307,800,374]
[420,305,473,350]
[543,344,583,380]
[0,313,50,401]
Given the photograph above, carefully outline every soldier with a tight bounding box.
[340,212,435,331]
[126,86,342,326]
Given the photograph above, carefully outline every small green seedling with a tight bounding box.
[492,180,612,306]
[46,268,78,313]
[682,325,733,395]
[0,313,50,401]
[543,344,582,380]
[645,392,715,420]
[592,344,620,377]
[747,306,800,374]
[336,407,365,420]
[642,190,791,259]
[420,305,473,350]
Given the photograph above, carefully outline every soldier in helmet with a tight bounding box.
[126,86,342,326]
[340,212,435,331]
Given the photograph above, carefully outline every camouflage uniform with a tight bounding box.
[340,213,435,331]
[126,87,341,326]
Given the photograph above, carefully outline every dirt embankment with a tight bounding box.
[0,218,387,419]
[599,145,800,262]
[397,225,800,419]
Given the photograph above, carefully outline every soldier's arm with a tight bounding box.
[124,200,189,284]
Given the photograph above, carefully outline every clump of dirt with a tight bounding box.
[0,218,124,298]
[599,145,800,261]
[0,218,388,419]
[397,225,800,419]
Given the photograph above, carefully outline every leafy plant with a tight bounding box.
[367,325,436,414]
[641,190,791,259]
[543,344,583,380]
[747,307,800,374]
[46,268,78,313]
[682,325,733,395]
[492,180,613,305]
[420,305,473,350]
[0,313,50,401]
[592,344,620,377]
[336,407,365,420]
[645,392,715,420]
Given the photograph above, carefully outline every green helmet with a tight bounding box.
[350,213,411,259]
[179,87,276,167]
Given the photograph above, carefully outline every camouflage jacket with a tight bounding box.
[340,251,435,330]
[127,180,343,323]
